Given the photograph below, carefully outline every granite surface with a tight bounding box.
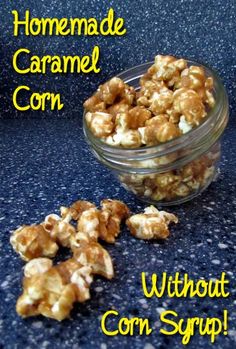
[0,0,236,348]
[0,119,236,349]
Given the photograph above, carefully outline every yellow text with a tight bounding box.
[160,309,228,345]
[12,9,126,37]
[12,46,100,74]
[101,310,152,336]
[13,85,64,111]
[142,272,230,298]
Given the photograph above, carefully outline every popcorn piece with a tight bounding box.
[140,65,157,86]
[139,114,180,145]
[56,258,93,302]
[125,106,152,129]
[69,231,94,250]
[140,114,169,145]
[101,199,130,218]
[173,88,206,126]
[173,183,190,197]
[99,199,130,243]
[16,267,77,321]
[138,81,173,115]
[155,172,181,189]
[83,93,106,112]
[126,205,178,240]
[85,111,114,138]
[151,188,168,201]
[166,108,181,124]
[153,55,187,86]
[60,200,96,221]
[73,241,114,279]
[71,200,129,247]
[24,257,53,277]
[106,128,142,148]
[10,225,58,261]
[44,213,76,248]
[149,88,173,115]
[138,80,167,100]
[155,121,180,143]
[70,266,93,302]
[77,207,101,241]
[97,77,127,105]
[178,115,193,134]
[17,257,94,320]
[116,107,151,130]
[107,100,131,117]
[83,78,135,114]
[121,84,136,105]
[180,66,206,90]
[179,66,215,107]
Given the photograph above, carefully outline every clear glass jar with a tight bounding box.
[83,60,229,206]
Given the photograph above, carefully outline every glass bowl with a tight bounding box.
[83,60,229,206]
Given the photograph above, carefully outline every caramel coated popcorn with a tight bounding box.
[60,200,96,221]
[73,241,114,279]
[84,77,135,115]
[76,207,101,241]
[74,199,130,244]
[172,88,206,126]
[44,213,76,248]
[11,198,131,321]
[119,148,219,203]
[16,257,93,321]
[84,54,215,148]
[85,111,114,138]
[10,225,58,261]
[99,199,130,243]
[11,198,180,321]
[126,205,178,240]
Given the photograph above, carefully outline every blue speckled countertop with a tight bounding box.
[0,0,236,348]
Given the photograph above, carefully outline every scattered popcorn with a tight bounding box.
[10,225,58,261]
[76,207,101,241]
[44,213,76,248]
[16,261,79,321]
[60,200,96,220]
[24,258,53,277]
[74,199,130,244]
[126,205,178,240]
[99,199,130,243]
[11,198,130,321]
[73,241,114,279]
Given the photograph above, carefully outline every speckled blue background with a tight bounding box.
[0,1,236,348]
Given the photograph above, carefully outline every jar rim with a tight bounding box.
[83,59,228,162]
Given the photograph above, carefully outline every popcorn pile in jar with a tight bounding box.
[11,199,178,321]
[119,147,220,202]
[84,55,221,204]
